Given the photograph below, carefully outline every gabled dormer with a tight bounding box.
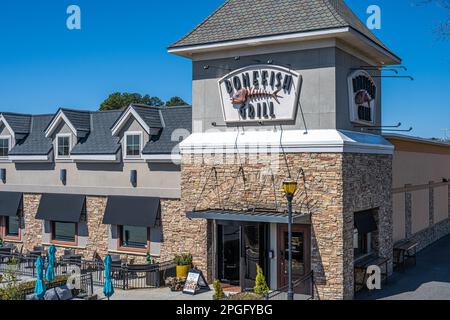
[111,104,164,160]
[45,108,91,160]
[0,113,32,160]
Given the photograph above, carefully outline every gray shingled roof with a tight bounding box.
[71,111,122,155]
[5,106,192,157]
[1,113,32,135]
[61,109,91,135]
[169,0,392,54]
[9,115,53,156]
[131,105,164,129]
[143,106,192,155]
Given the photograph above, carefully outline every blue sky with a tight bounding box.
[0,0,448,138]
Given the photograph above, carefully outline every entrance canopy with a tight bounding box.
[103,196,160,227]
[36,194,86,223]
[187,210,310,224]
[0,192,22,216]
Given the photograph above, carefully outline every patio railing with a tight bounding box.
[265,271,314,300]
[0,252,176,291]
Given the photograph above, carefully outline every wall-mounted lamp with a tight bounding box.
[130,170,137,187]
[0,168,6,183]
[60,169,67,185]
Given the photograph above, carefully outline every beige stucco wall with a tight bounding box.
[411,190,429,234]
[393,193,405,242]
[392,151,450,188]
[391,148,450,243]
[435,186,449,223]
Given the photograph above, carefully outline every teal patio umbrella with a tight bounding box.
[45,245,57,282]
[103,255,114,300]
[34,256,46,299]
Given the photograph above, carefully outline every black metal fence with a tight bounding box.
[0,252,176,291]
[265,271,314,300]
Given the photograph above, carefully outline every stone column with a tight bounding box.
[429,181,434,227]
[405,185,412,239]
[22,194,43,252]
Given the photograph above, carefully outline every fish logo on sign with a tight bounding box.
[218,65,302,123]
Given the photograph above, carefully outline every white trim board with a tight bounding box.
[9,155,51,162]
[111,106,151,136]
[179,129,395,155]
[45,110,78,138]
[0,115,15,139]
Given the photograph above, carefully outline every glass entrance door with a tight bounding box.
[277,225,311,292]
[242,225,262,289]
[218,225,240,285]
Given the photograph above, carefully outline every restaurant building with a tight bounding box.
[1,0,449,300]
[0,105,192,264]
[167,0,450,300]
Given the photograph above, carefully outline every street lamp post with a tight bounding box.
[282,178,298,301]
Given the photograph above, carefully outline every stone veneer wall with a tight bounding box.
[179,152,392,300]
[342,154,393,298]
[22,194,43,253]
[84,196,109,259]
[18,193,187,265]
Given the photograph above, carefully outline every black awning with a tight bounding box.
[36,194,86,223]
[354,210,378,234]
[0,192,22,217]
[187,210,311,224]
[103,196,160,227]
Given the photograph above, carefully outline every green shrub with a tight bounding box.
[213,279,225,300]
[174,253,193,266]
[226,292,264,300]
[0,274,69,300]
[254,264,270,295]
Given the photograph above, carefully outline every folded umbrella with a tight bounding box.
[35,256,46,300]
[45,245,57,282]
[103,255,114,300]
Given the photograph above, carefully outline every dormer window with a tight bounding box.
[0,136,10,158]
[56,134,71,158]
[124,132,142,158]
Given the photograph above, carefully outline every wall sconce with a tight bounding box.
[130,170,137,187]
[60,169,67,185]
[0,168,6,183]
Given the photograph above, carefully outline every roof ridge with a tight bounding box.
[322,0,348,26]
[0,111,33,117]
[168,0,232,48]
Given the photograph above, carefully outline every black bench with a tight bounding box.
[393,240,418,272]
[354,254,388,293]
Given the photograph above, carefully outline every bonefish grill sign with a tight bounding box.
[218,65,302,123]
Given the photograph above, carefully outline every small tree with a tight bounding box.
[254,265,269,295]
[213,279,225,300]
[166,96,188,107]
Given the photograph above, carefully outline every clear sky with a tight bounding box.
[0,0,448,138]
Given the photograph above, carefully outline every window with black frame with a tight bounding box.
[125,134,141,157]
[5,216,19,237]
[57,135,70,157]
[0,138,9,157]
[119,225,148,249]
[52,221,76,243]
